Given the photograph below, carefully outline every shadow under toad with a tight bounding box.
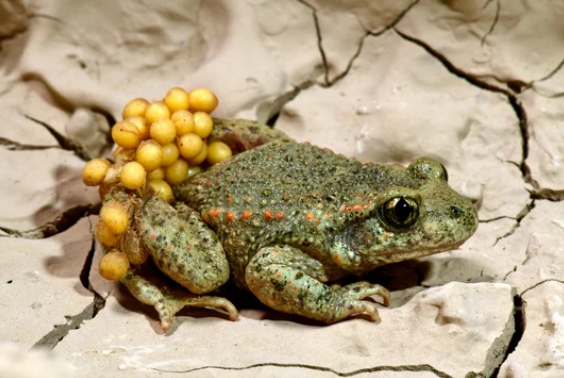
[111,255,490,335]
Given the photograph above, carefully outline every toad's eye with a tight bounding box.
[439,163,449,182]
[380,197,419,229]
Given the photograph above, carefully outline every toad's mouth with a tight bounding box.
[373,239,467,265]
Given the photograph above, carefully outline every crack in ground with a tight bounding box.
[296,0,330,86]
[153,362,453,378]
[32,232,106,351]
[0,136,59,152]
[0,203,100,239]
[488,294,524,378]
[480,0,500,46]
[268,0,419,126]
[492,200,535,246]
[24,115,91,161]
[394,29,536,190]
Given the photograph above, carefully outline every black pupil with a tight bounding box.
[395,198,412,223]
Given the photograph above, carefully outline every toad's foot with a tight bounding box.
[246,245,390,323]
[121,269,238,332]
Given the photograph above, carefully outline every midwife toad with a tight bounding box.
[115,118,478,331]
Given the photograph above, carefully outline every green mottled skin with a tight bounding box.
[119,118,479,330]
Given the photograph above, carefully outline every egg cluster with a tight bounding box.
[81,87,233,281]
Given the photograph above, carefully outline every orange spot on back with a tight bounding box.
[212,208,222,219]
[167,245,173,251]
[273,249,279,254]
[325,212,331,217]
[186,246,192,252]
[226,197,233,203]
[226,212,235,222]
[353,204,362,212]
[276,212,284,220]
[334,254,343,263]
[264,211,272,221]
[305,213,314,221]
[241,211,252,220]
[287,280,292,285]
[150,234,157,240]
[275,273,282,279]
[385,232,391,239]
[364,204,369,209]
[283,195,289,201]
[358,194,364,199]
[344,205,352,212]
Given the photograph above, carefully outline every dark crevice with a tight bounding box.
[24,115,91,161]
[296,0,330,86]
[153,362,453,378]
[32,229,106,351]
[265,81,315,127]
[394,29,538,194]
[31,297,105,351]
[480,0,500,46]
[0,203,100,239]
[0,137,59,152]
[492,200,535,246]
[520,278,564,297]
[530,187,564,201]
[271,0,420,123]
[488,294,524,378]
[479,215,515,223]
[325,0,420,87]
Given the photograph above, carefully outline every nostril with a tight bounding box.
[451,206,463,217]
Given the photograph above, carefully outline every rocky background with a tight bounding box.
[1,0,563,377]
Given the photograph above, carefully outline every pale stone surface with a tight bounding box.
[1,0,564,377]
[55,283,513,378]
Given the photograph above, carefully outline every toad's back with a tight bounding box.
[173,142,426,282]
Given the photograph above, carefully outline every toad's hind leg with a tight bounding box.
[246,245,390,323]
[136,196,230,294]
[121,269,237,332]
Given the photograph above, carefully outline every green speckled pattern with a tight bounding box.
[121,119,478,328]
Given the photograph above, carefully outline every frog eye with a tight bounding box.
[439,163,449,182]
[380,197,419,229]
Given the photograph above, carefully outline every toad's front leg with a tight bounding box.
[245,245,390,323]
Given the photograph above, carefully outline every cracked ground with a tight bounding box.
[1,0,564,377]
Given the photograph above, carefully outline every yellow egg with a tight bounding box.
[99,249,130,281]
[112,121,142,149]
[125,116,149,140]
[149,179,174,202]
[193,112,213,138]
[147,167,165,181]
[120,161,146,190]
[135,140,163,171]
[164,87,190,113]
[95,220,120,247]
[122,98,149,119]
[171,110,194,136]
[144,101,171,124]
[82,158,111,186]
[177,133,203,159]
[187,142,207,166]
[188,88,218,113]
[165,159,189,185]
[100,200,129,234]
[150,118,176,145]
[161,143,179,167]
[207,141,232,165]
[187,166,202,178]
